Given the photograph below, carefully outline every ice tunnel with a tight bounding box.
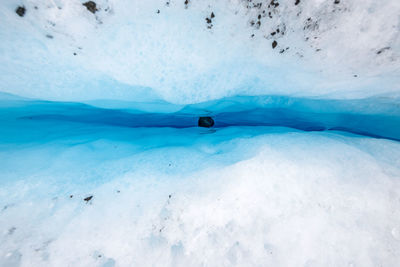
[1,0,400,266]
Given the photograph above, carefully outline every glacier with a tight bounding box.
[1,0,400,266]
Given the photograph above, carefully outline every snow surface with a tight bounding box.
[1,0,399,103]
[1,120,400,266]
[1,0,400,266]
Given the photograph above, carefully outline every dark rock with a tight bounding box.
[295,0,300,5]
[16,6,26,17]
[334,0,340,4]
[206,18,212,24]
[157,9,160,14]
[73,52,77,56]
[272,40,278,49]
[84,195,93,203]
[46,34,53,39]
[269,0,280,8]
[70,195,73,198]
[198,117,214,128]
[83,1,98,14]
[211,12,215,18]
[377,47,390,54]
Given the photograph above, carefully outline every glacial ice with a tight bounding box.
[0,0,400,266]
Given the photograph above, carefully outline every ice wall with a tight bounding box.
[1,121,400,266]
[2,94,400,141]
[1,0,399,103]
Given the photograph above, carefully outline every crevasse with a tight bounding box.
[1,1,400,266]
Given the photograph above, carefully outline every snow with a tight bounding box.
[1,0,399,103]
[0,0,400,266]
[0,123,400,266]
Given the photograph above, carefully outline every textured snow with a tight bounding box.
[1,0,399,103]
[1,122,400,267]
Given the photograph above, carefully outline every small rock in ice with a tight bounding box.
[198,117,214,128]
[83,1,98,14]
[15,6,26,17]
[84,195,93,203]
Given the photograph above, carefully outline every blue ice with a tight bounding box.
[1,94,399,143]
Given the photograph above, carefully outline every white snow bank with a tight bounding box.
[1,0,399,103]
[0,125,399,266]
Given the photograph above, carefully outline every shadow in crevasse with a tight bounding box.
[1,94,400,142]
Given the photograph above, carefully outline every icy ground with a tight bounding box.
[1,114,400,267]
[0,95,400,267]
[1,0,400,266]
[1,0,399,102]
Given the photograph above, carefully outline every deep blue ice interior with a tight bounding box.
[1,94,399,143]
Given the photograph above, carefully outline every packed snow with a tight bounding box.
[1,0,399,103]
[0,0,400,266]
[1,120,400,267]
